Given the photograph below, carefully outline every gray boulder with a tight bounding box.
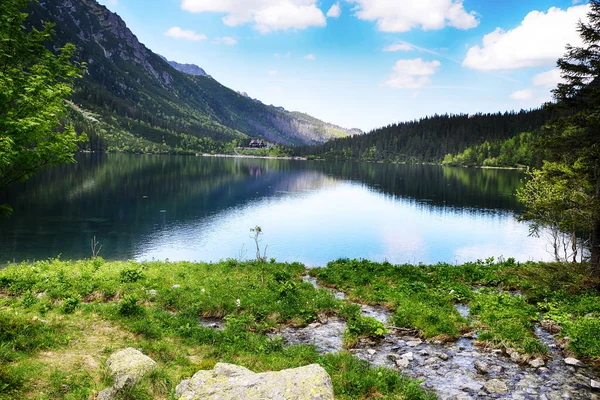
[484,379,509,394]
[175,362,334,400]
[97,348,157,399]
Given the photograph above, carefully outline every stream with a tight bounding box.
[272,276,600,399]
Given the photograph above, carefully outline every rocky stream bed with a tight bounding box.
[271,276,600,399]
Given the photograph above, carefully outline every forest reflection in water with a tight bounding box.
[0,154,551,266]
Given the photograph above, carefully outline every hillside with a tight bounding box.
[294,108,563,163]
[28,0,359,153]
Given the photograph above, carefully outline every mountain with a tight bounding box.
[28,0,360,153]
[159,56,212,79]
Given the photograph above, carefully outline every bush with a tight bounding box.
[118,295,143,316]
[61,296,80,314]
[566,317,600,358]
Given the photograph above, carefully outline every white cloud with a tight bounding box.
[385,58,441,89]
[510,89,534,100]
[180,0,326,33]
[165,27,207,41]
[304,54,316,60]
[349,0,478,32]
[214,36,238,45]
[268,70,278,76]
[383,43,414,52]
[327,2,341,18]
[463,5,588,70]
[532,68,565,87]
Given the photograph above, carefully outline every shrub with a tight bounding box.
[118,295,143,316]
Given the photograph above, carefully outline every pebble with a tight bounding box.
[407,339,423,347]
[437,352,450,361]
[395,358,410,368]
[171,284,180,289]
[367,349,376,356]
[592,379,600,390]
[528,358,545,368]
[474,361,489,374]
[564,358,584,367]
[484,379,509,394]
[402,352,414,361]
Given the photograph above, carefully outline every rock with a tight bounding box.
[97,388,118,400]
[418,349,429,356]
[528,358,545,368]
[401,352,414,361]
[511,351,522,363]
[317,313,328,324]
[395,358,410,368]
[436,352,450,361]
[591,379,600,390]
[175,362,334,400]
[564,358,584,367]
[367,349,376,356]
[490,365,504,373]
[484,379,509,394]
[106,348,157,390]
[423,357,437,365]
[461,382,483,393]
[146,289,157,298]
[541,320,562,334]
[172,284,181,289]
[474,361,489,374]
[407,339,422,347]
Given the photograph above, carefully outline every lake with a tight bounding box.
[0,154,553,266]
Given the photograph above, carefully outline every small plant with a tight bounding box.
[91,236,102,259]
[61,296,80,314]
[119,267,144,283]
[118,295,143,316]
[347,316,388,339]
[250,226,269,285]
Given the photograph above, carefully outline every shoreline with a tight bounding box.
[200,153,307,161]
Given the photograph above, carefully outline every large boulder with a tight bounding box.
[106,347,157,389]
[97,348,157,399]
[175,362,334,400]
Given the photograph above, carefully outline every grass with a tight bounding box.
[0,258,434,400]
[311,258,600,358]
[1,257,598,399]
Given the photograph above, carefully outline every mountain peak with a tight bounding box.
[159,56,212,78]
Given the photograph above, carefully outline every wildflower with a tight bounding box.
[236,299,241,308]
[201,288,205,294]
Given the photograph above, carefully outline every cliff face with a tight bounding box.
[30,0,361,146]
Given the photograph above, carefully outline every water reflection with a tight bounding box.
[0,154,551,266]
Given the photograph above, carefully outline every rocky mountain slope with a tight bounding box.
[29,0,360,150]
[160,56,212,78]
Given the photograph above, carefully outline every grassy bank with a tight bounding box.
[0,259,431,400]
[311,258,600,358]
[1,258,598,399]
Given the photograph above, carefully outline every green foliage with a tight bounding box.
[61,295,80,314]
[119,267,145,283]
[470,291,545,354]
[118,295,143,316]
[0,0,85,213]
[296,109,560,163]
[442,132,541,168]
[346,316,388,339]
[527,0,600,274]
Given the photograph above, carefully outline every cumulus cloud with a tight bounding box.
[165,27,207,41]
[385,58,441,89]
[327,2,341,18]
[213,36,238,45]
[532,68,565,87]
[180,0,326,33]
[304,54,316,60]
[510,89,534,100]
[463,5,588,70]
[349,0,478,32]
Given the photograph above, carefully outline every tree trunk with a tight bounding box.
[591,177,600,279]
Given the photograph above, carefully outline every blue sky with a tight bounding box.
[98,0,589,131]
